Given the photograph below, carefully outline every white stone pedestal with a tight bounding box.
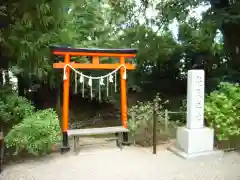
[177,127,214,154]
[169,70,223,159]
[169,127,222,158]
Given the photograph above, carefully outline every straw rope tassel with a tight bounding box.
[109,74,113,83]
[79,73,84,98]
[106,76,109,97]
[74,72,78,94]
[98,80,101,101]
[63,68,67,80]
[114,72,117,92]
[88,77,93,99]
[123,68,127,79]
[82,79,85,98]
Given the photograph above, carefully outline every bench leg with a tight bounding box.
[73,136,80,155]
[122,132,131,145]
[116,132,123,150]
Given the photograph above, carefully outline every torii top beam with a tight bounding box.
[51,45,137,70]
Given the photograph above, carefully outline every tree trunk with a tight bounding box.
[210,0,240,69]
[222,22,240,69]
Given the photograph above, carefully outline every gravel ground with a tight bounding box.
[1,142,240,180]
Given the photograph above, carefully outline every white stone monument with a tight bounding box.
[170,70,222,158]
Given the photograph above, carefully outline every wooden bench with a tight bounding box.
[68,126,129,153]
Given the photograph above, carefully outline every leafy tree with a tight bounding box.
[151,0,240,68]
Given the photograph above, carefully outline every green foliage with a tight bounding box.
[5,108,61,156]
[0,0,74,89]
[205,82,240,141]
[0,0,231,99]
[0,90,34,125]
[128,94,167,146]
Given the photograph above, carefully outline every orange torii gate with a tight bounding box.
[51,45,137,151]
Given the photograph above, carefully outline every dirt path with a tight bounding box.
[1,139,240,180]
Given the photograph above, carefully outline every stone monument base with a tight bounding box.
[169,126,223,159]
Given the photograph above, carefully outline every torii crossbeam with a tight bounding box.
[51,45,137,151]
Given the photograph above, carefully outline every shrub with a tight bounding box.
[5,108,61,156]
[205,82,240,141]
[0,92,34,125]
[128,94,168,146]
